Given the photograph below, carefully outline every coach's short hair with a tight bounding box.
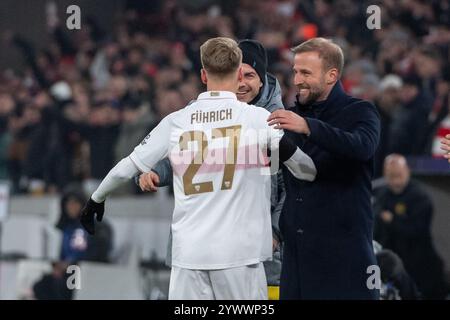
[291,37,344,77]
[200,37,242,77]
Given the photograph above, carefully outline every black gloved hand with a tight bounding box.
[80,198,105,235]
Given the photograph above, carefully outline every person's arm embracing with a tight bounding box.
[304,102,380,161]
[268,101,380,161]
[81,116,172,235]
[81,157,140,235]
[151,158,173,186]
[135,158,173,192]
[262,107,317,181]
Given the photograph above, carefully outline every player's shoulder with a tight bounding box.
[250,104,271,122]
[240,102,271,128]
[242,102,271,117]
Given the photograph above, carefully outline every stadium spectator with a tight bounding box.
[389,75,434,155]
[376,249,421,300]
[373,74,403,177]
[32,261,73,300]
[0,0,448,193]
[373,154,449,299]
[57,189,113,263]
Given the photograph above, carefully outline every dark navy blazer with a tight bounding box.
[280,81,381,299]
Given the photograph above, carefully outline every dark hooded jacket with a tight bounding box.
[57,191,113,263]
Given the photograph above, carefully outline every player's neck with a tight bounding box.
[206,81,238,94]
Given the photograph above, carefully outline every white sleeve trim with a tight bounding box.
[91,157,140,203]
[283,148,317,181]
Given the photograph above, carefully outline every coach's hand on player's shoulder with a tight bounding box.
[80,198,105,235]
[139,171,160,192]
[267,110,310,135]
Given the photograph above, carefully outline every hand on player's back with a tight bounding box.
[139,171,160,192]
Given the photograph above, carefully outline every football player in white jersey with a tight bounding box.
[80,37,316,300]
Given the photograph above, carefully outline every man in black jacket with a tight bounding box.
[373,154,449,299]
[268,38,380,299]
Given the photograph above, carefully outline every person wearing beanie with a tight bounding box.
[136,39,287,299]
[236,39,268,104]
[236,39,284,113]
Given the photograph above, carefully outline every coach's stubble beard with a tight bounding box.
[297,79,326,105]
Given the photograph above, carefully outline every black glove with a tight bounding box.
[80,198,105,235]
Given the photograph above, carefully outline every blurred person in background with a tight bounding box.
[389,75,434,156]
[373,154,449,299]
[0,0,448,196]
[412,46,444,152]
[413,47,442,101]
[32,261,73,300]
[63,100,121,195]
[0,93,14,180]
[154,87,184,119]
[373,74,404,178]
[7,99,45,194]
[376,248,421,300]
[114,100,154,195]
[21,91,72,194]
[56,189,113,263]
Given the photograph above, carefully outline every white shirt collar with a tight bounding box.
[197,91,237,100]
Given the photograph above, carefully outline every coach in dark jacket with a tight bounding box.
[268,38,380,299]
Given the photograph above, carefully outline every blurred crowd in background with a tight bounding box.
[0,0,449,194]
[0,0,449,300]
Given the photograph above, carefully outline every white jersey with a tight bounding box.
[130,91,283,270]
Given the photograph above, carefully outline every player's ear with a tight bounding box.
[237,66,243,82]
[201,69,208,85]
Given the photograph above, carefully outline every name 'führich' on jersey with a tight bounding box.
[191,108,233,124]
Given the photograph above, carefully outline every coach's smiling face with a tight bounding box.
[293,51,337,105]
[237,63,263,103]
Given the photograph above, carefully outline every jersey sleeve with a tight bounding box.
[254,108,284,151]
[129,115,172,172]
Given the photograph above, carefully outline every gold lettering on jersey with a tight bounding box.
[190,109,233,124]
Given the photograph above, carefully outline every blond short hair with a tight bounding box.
[200,37,242,77]
[292,37,344,76]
